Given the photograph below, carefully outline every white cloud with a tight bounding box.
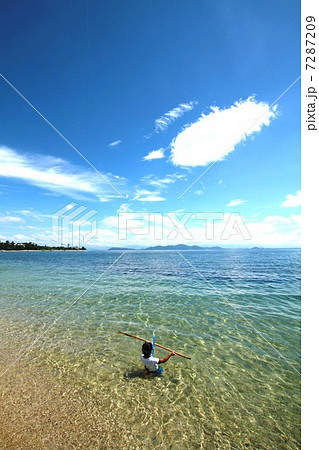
[133,189,166,202]
[247,214,300,247]
[0,146,126,202]
[226,199,246,207]
[15,209,51,222]
[98,194,126,202]
[4,207,300,248]
[92,212,301,248]
[117,203,132,213]
[133,174,185,203]
[109,140,122,147]
[281,190,301,207]
[155,101,197,132]
[170,96,278,167]
[0,215,24,223]
[141,173,186,189]
[143,148,165,161]
[137,195,166,202]
[291,214,301,225]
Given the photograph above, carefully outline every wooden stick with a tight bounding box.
[118,331,191,360]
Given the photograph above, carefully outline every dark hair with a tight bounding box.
[142,341,153,357]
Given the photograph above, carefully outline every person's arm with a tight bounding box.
[158,352,175,364]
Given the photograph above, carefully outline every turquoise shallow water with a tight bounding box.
[0,249,300,449]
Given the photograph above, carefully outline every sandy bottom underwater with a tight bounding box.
[0,343,300,450]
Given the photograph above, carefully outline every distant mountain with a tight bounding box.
[145,244,222,250]
[107,244,224,251]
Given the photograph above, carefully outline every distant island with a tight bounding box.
[0,240,86,251]
[107,244,223,251]
[145,244,222,250]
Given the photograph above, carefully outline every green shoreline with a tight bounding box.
[0,239,86,252]
[0,249,87,252]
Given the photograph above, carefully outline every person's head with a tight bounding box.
[142,341,153,358]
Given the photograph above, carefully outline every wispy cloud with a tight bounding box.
[15,209,51,222]
[0,146,126,202]
[133,173,186,202]
[281,190,301,207]
[143,148,165,161]
[141,173,186,189]
[226,199,246,207]
[109,140,122,147]
[133,189,166,202]
[0,215,24,223]
[155,101,197,133]
[170,96,278,167]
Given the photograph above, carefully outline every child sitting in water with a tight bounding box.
[141,341,175,375]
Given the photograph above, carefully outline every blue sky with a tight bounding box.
[0,0,301,247]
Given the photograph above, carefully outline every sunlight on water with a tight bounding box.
[0,249,300,449]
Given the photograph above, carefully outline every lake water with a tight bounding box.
[0,249,301,449]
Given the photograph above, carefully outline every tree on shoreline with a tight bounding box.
[0,240,86,251]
